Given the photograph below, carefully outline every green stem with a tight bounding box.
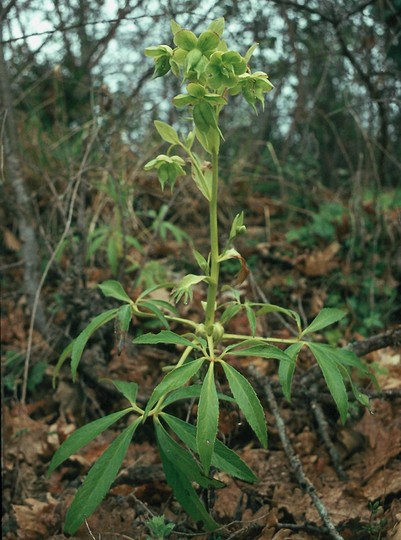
[205,150,220,331]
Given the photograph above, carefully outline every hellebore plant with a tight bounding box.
[49,18,372,534]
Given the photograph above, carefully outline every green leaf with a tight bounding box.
[145,298,178,315]
[154,120,180,145]
[136,281,175,302]
[53,340,74,383]
[244,303,257,337]
[170,20,181,36]
[107,237,119,275]
[155,419,223,489]
[117,303,132,333]
[301,308,347,336]
[155,421,220,531]
[193,249,209,274]
[197,362,218,474]
[229,342,292,364]
[172,93,194,108]
[64,419,141,534]
[220,360,267,448]
[138,300,169,329]
[48,408,133,475]
[108,380,139,406]
[220,303,242,325]
[162,384,236,407]
[162,413,257,483]
[278,343,303,401]
[71,308,119,381]
[132,330,196,348]
[255,303,301,331]
[193,102,218,134]
[244,43,258,63]
[98,280,132,303]
[228,211,246,243]
[145,358,205,415]
[190,156,212,200]
[307,342,349,424]
[337,363,371,409]
[333,347,372,376]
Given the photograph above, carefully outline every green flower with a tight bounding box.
[144,45,173,78]
[230,71,274,111]
[206,51,247,89]
[170,22,222,80]
[173,83,227,108]
[144,154,186,190]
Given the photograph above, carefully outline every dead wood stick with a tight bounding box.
[248,365,345,540]
[309,387,348,481]
[348,325,401,357]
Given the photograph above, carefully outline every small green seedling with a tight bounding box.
[49,17,373,534]
[145,515,175,539]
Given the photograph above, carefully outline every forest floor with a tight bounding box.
[2,178,401,540]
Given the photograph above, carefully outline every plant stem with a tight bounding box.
[205,150,220,331]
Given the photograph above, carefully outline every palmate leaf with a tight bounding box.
[161,413,257,483]
[64,418,141,534]
[307,342,349,423]
[48,408,133,475]
[220,360,267,449]
[197,362,218,474]
[154,420,220,532]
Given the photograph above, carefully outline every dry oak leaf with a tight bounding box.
[296,241,341,276]
[354,404,401,481]
[12,495,59,540]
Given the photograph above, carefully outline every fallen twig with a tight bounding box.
[248,365,345,540]
[309,386,348,481]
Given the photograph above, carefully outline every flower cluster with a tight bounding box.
[144,18,274,188]
[145,17,273,105]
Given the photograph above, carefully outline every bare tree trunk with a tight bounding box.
[0,36,47,334]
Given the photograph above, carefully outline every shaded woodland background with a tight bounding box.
[1,1,401,539]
